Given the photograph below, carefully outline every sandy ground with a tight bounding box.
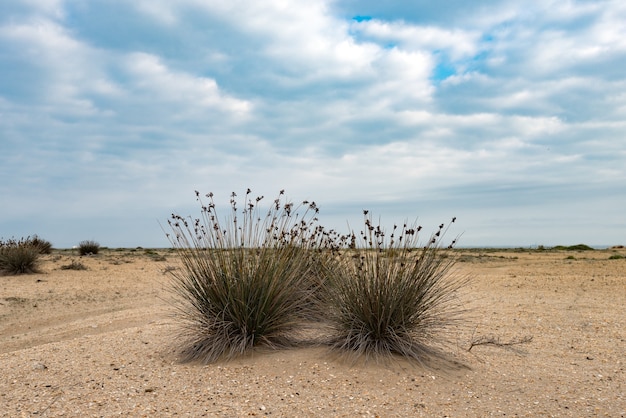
[1,247,624,417]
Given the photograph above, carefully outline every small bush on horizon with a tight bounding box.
[78,240,100,256]
[318,212,466,363]
[143,249,167,261]
[553,244,594,251]
[165,189,335,363]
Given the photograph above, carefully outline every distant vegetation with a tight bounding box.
[552,244,595,251]
[0,236,52,275]
[143,248,167,262]
[78,240,100,256]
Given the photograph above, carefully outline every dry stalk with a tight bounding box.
[468,334,533,353]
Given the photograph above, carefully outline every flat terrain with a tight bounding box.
[1,247,624,417]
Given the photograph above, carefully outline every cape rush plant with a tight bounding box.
[165,189,332,363]
[319,212,466,363]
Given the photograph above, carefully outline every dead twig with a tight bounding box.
[39,393,61,415]
[161,265,177,275]
[468,334,533,353]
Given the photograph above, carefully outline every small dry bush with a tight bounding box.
[0,237,42,275]
[78,240,100,255]
[319,213,466,363]
[165,189,334,363]
[27,235,53,254]
[60,260,88,270]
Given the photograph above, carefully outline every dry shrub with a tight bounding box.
[27,235,53,254]
[78,240,100,255]
[0,237,42,275]
[319,213,466,363]
[60,260,88,270]
[164,190,468,365]
[165,189,333,363]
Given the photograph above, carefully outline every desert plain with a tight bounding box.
[1,247,624,417]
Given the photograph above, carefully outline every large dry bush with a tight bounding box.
[319,213,466,363]
[165,189,333,363]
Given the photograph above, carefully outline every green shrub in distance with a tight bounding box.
[553,244,594,251]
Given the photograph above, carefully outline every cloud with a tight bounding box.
[1,0,626,247]
[351,19,480,61]
[122,52,252,118]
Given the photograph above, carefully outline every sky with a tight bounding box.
[1,0,625,249]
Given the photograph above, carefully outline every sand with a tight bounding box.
[1,247,624,417]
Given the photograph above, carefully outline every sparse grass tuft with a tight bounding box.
[144,249,167,262]
[78,240,100,256]
[60,260,88,270]
[165,189,334,363]
[319,213,466,363]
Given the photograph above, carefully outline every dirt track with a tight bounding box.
[1,248,624,416]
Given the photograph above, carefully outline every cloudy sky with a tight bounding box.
[1,0,625,248]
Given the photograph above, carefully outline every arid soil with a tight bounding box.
[1,248,624,417]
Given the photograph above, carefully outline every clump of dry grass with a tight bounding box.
[60,260,88,271]
[78,240,100,256]
[27,235,53,254]
[165,189,333,363]
[0,236,49,275]
[319,213,466,363]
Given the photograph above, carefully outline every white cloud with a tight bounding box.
[2,0,626,247]
[0,18,119,117]
[134,1,178,26]
[19,0,65,20]
[123,52,252,116]
[352,19,480,61]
